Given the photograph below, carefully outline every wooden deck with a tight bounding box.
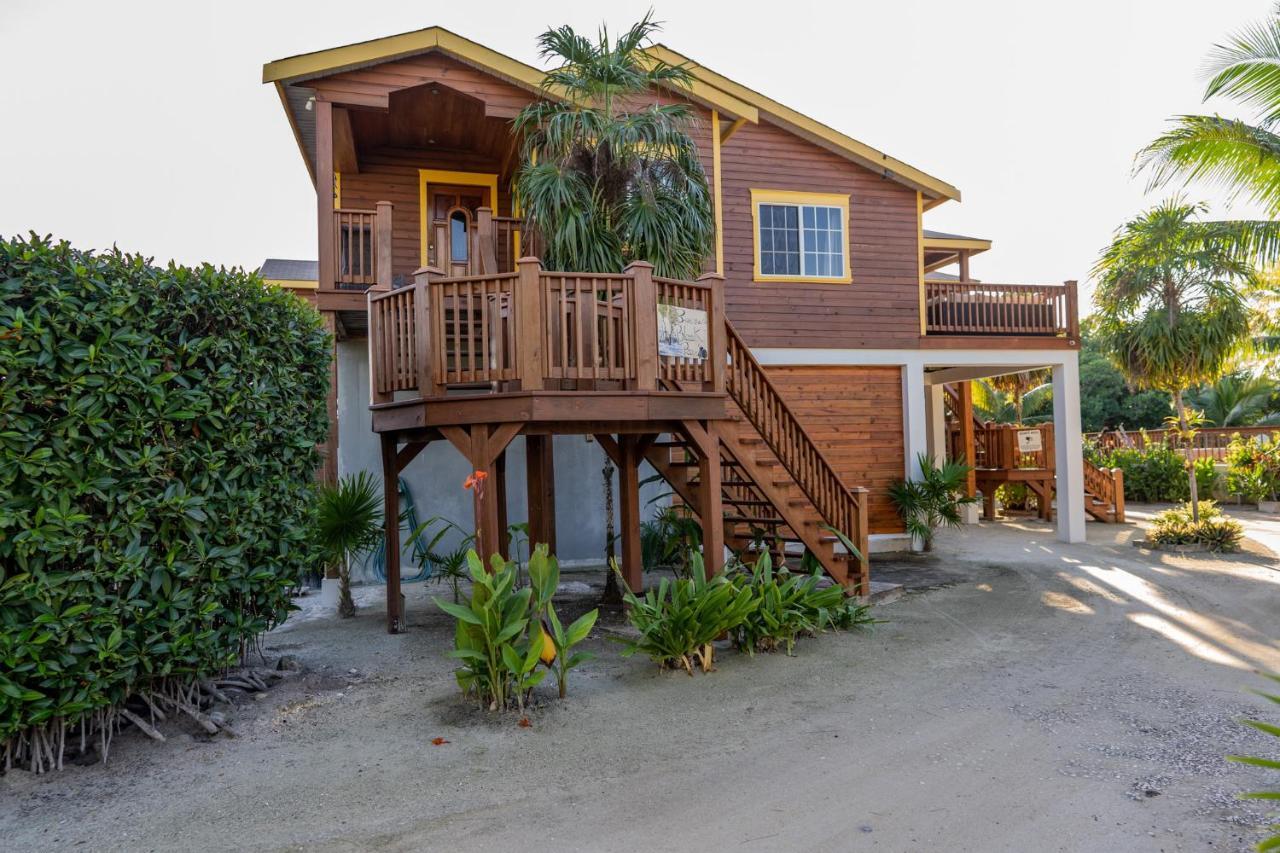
[365,255,873,633]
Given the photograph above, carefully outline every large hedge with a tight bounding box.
[0,235,329,767]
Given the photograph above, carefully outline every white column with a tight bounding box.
[924,384,947,466]
[901,363,929,479]
[1052,354,1086,543]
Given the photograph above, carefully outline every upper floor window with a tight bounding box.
[750,189,851,283]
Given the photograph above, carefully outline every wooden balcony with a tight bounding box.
[923,280,1079,342]
[366,258,728,432]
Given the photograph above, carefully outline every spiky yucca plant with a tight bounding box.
[314,472,383,618]
[888,454,978,552]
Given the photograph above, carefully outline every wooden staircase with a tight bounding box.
[647,322,871,594]
[942,383,1126,524]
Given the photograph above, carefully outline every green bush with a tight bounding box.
[729,554,874,656]
[1226,432,1280,504]
[1091,437,1196,502]
[1147,501,1244,551]
[0,235,329,769]
[615,554,759,674]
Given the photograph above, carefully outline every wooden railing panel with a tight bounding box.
[432,273,519,387]
[924,281,1077,337]
[333,208,378,289]
[540,272,635,383]
[655,276,715,388]
[1088,425,1279,462]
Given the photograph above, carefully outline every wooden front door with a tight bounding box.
[428,185,489,275]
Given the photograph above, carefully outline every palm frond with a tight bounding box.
[1138,116,1280,214]
[1203,15,1280,125]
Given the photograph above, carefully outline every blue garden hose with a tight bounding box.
[370,477,435,584]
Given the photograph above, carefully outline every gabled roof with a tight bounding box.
[262,26,959,205]
[259,258,317,288]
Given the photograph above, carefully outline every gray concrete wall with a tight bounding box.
[336,341,668,580]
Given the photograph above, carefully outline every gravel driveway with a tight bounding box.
[3,511,1278,852]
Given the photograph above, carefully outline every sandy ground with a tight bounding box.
[3,509,1279,853]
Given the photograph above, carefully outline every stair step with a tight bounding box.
[724,514,800,526]
[722,498,773,507]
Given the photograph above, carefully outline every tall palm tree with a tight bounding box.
[1093,198,1280,520]
[971,375,1053,425]
[512,14,714,279]
[1138,6,1280,213]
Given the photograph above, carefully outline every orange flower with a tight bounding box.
[430,737,449,746]
[463,470,489,490]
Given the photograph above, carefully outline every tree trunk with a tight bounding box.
[600,461,624,608]
[1173,389,1200,523]
[1014,391,1024,426]
[337,554,356,618]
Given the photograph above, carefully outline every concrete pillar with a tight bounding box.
[1052,355,1086,543]
[901,363,929,479]
[924,383,947,466]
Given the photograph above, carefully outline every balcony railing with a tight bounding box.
[924,280,1079,339]
[367,259,726,403]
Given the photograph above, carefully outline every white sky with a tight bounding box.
[1,0,1271,309]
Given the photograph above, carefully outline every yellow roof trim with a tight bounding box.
[263,26,756,121]
[644,44,961,204]
[922,236,991,252]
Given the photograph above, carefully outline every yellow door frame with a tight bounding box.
[418,170,500,268]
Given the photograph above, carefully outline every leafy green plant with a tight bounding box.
[1227,433,1280,505]
[524,545,598,699]
[435,552,545,711]
[314,472,383,618]
[889,454,979,552]
[614,554,759,674]
[1147,501,1245,551]
[0,234,329,770]
[1093,436,1201,502]
[639,504,703,577]
[1229,673,1280,852]
[996,482,1035,513]
[512,14,714,279]
[408,516,476,603]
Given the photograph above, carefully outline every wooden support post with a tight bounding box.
[380,434,405,634]
[697,272,727,393]
[374,201,393,291]
[442,423,521,565]
[525,434,557,552]
[315,99,335,293]
[1112,468,1126,523]
[515,257,544,391]
[617,435,644,592]
[851,486,871,595]
[627,261,658,391]
[682,420,723,579]
[320,311,340,484]
[958,380,976,498]
[957,249,970,282]
[1064,279,1080,342]
[495,449,510,559]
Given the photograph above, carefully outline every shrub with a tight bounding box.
[729,553,874,656]
[615,554,759,674]
[435,546,597,709]
[1229,673,1280,852]
[0,234,329,770]
[1100,440,1189,502]
[1147,501,1244,551]
[1226,432,1280,504]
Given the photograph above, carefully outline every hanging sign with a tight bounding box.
[1017,429,1043,453]
[657,304,708,360]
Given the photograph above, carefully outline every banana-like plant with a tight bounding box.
[434,552,546,711]
[526,544,598,699]
[614,554,759,675]
[1229,673,1280,852]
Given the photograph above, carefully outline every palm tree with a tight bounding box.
[1138,7,1280,213]
[1093,198,1280,521]
[976,370,1053,425]
[1191,370,1278,426]
[314,472,384,618]
[512,14,714,279]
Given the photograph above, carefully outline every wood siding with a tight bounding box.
[720,120,922,349]
[765,365,906,534]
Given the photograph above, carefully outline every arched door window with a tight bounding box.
[449,208,470,265]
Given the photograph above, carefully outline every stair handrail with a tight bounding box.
[1083,458,1125,522]
[722,321,865,553]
